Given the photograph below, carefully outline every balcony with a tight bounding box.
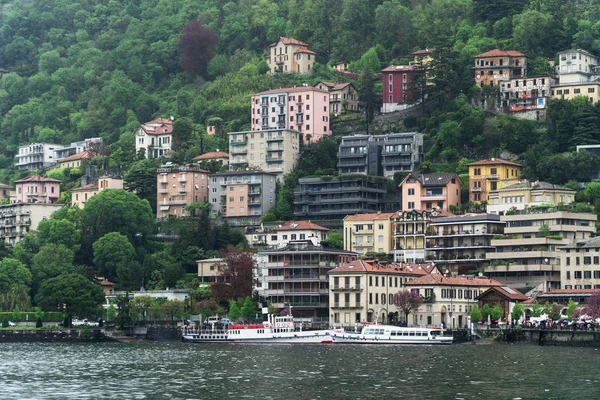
[168,200,187,205]
[332,286,362,292]
[266,157,283,163]
[178,177,187,183]
[230,148,247,155]
[230,139,247,146]
[485,174,499,180]
[472,187,483,192]
[159,189,168,194]
[267,136,284,142]
[248,190,261,196]
[178,188,187,193]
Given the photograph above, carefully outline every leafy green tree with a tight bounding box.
[131,296,154,323]
[358,66,376,135]
[531,300,543,318]
[161,299,185,323]
[115,293,132,329]
[511,301,524,324]
[565,298,577,321]
[125,159,158,214]
[470,304,482,323]
[31,244,76,291]
[241,296,256,322]
[323,231,343,249]
[37,218,81,253]
[0,258,32,288]
[106,303,117,322]
[35,274,105,322]
[229,299,241,322]
[481,303,491,324]
[93,232,136,281]
[12,305,22,322]
[491,304,504,322]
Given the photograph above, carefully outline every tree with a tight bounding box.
[392,290,422,325]
[481,304,491,324]
[35,274,105,323]
[161,299,185,323]
[470,304,482,324]
[566,298,577,321]
[240,296,256,322]
[130,296,154,323]
[511,301,524,325]
[531,300,544,318]
[93,232,136,281]
[229,299,241,322]
[322,231,343,249]
[213,248,255,302]
[178,21,217,78]
[359,66,376,135]
[114,293,132,329]
[12,305,22,322]
[124,159,158,214]
[0,258,32,288]
[490,304,504,323]
[544,302,562,321]
[37,218,81,252]
[106,303,117,322]
[31,244,76,291]
[584,291,600,319]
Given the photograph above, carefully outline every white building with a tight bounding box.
[135,118,173,158]
[15,143,65,171]
[556,49,599,84]
[245,221,330,248]
[0,202,63,245]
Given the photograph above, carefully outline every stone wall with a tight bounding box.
[0,328,111,342]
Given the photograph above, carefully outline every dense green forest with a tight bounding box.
[5,0,600,317]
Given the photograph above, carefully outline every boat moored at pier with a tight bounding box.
[330,325,453,345]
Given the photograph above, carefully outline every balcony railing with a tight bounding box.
[485,174,499,180]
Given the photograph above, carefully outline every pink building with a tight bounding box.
[399,173,462,212]
[251,87,331,144]
[11,175,61,204]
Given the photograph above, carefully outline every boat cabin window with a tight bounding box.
[430,330,440,337]
[409,331,415,336]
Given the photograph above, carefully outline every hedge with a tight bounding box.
[0,311,63,322]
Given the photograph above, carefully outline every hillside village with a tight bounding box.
[2,36,600,328]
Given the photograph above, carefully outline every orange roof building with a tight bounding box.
[474,49,527,89]
[135,118,173,159]
[59,150,97,169]
[266,37,316,74]
[192,151,229,167]
[343,212,395,256]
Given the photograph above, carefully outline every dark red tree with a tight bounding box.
[585,290,600,319]
[212,247,255,303]
[392,290,423,324]
[178,21,217,78]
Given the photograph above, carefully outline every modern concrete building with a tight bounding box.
[328,260,435,327]
[343,212,395,256]
[10,176,60,204]
[314,81,359,115]
[294,176,388,221]
[266,37,316,74]
[0,202,63,245]
[258,241,357,319]
[209,171,277,225]
[560,236,600,290]
[484,209,597,295]
[404,274,504,328]
[556,49,599,84]
[196,257,224,283]
[250,87,331,144]
[468,158,522,203]
[156,164,209,219]
[228,129,300,178]
[399,173,462,212]
[474,49,527,88]
[426,214,505,275]
[135,118,173,159]
[246,221,330,248]
[54,137,103,160]
[487,181,576,215]
[15,143,65,171]
[71,176,124,209]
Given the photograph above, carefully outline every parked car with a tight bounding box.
[72,319,99,327]
[7,321,16,327]
[220,318,233,326]
[204,316,220,325]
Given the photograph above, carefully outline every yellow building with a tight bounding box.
[474,49,527,88]
[551,82,600,103]
[343,212,395,256]
[487,181,576,215]
[266,37,316,74]
[467,158,522,203]
[58,150,96,169]
[71,176,124,208]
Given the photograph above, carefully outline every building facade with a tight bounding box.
[392,209,453,263]
[0,202,63,245]
[381,65,425,113]
[135,118,172,159]
[343,212,395,255]
[314,81,359,115]
[467,158,522,203]
[209,171,277,225]
[487,181,576,215]
[556,49,599,84]
[484,209,597,295]
[250,87,331,144]
[191,151,230,167]
[399,173,462,212]
[328,260,434,327]
[560,235,600,290]
[474,49,527,88]
[54,137,103,160]
[266,37,316,74]
[294,176,388,221]
[15,143,64,171]
[156,164,209,219]
[228,129,300,177]
[10,176,60,204]
[426,214,505,275]
[71,176,124,208]
[58,150,96,169]
[259,241,357,318]
[246,221,330,248]
[498,76,556,112]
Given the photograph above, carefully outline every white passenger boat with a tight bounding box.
[330,325,453,345]
[181,315,334,344]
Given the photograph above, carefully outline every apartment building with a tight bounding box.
[552,49,600,102]
[328,260,434,327]
[266,37,316,74]
[381,64,425,113]
[245,221,330,248]
[343,212,395,255]
[498,76,556,112]
[15,143,64,171]
[294,176,388,221]
[71,176,124,208]
[474,49,527,88]
[485,209,597,294]
[399,173,462,212]
[314,81,359,115]
[156,164,209,219]
[468,158,522,203]
[250,87,331,144]
[58,150,96,169]
[337,133,423,177]
[209,171,277,225]
[404,275,504,328]
[487,181,576,215]
[135,118,172,159]
[10,176,60,204]
[426,214,505,275]
[228,129,300,177]
[0,202,63,245]
[259,241,357,318]
[54,137,103,160]
[191,151,229,167]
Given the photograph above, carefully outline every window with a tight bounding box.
[408,202,415,208]
[574,271,582,279]
[584,271,592,279]
[408,188,415,195]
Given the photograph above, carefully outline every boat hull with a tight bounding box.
[182,330,334,344]
[330,334,453,345]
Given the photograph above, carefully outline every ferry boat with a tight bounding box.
[181,314,335,344]
[330,325,453,345]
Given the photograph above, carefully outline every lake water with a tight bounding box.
[1,341,599,399]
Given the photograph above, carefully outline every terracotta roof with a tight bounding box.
[0,182,10,189]
[329,260,432,276]
[474,49,526,58]
[254,86,330,96]
[294,48,316,55]
[401,172,462,187]
[72,184,98,192]
[99,279,116,286]
[316,81,353,91]
[60,150,97,163]
[192,151,230,161]
[344,212,395,221]
[275,221,330,232]
[14,175,61,184]
[467,158,522,167]
[140,118,173,136]
[270,37,308,47]
[478,286,529,301]
[404,274,503,287]
[501,181,573,192]
[381,65,423,73]
[412,49,435,55]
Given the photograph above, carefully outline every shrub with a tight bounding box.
[2,318,8,328]
[36,318,43,328]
